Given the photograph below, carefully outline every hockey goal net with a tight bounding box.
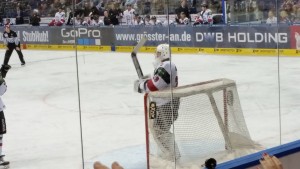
[144,78,260,169]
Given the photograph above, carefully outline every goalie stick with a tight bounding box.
[131,36,148,79]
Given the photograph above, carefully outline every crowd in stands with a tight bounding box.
[0,0,300,26]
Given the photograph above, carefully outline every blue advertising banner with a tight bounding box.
[0,25,292,49]
[0,26,114,46]
[114,25,290,49]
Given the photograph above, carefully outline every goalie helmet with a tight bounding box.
[155,44,170,61]
[153,44,170,67]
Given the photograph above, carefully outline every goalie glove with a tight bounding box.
[134,79,148,93]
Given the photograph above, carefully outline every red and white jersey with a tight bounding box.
[143,60,178,106]
[54,11,65,23]
[198,9,213,24]
[123,9,135,25]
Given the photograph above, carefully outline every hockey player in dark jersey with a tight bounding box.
[134,44,181,161]
[1,24,26,78]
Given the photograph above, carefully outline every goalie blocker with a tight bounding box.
[134,44,180,161]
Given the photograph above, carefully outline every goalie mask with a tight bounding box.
[153,44,170,67]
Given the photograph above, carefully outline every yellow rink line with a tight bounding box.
[0,44,299,57]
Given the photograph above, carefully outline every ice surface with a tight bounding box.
[1,49,299,169]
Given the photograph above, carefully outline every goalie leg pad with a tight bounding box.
[151,99,181,161]
[153,99,180,132]
[153,131,181,161]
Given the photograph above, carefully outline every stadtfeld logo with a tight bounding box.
[149,102,157,119]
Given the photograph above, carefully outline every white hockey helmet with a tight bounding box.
[155,44,170,62]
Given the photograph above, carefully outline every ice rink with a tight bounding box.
[1,49,300,169]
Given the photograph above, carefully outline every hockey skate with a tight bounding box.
[0,155,9,169]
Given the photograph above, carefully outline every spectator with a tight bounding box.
[74,8,85,18]
[285,2,296,14]
[123,3,135,25]
[109,3,123,25]
[4,19,11,25]
[280,10,293,24]
[24,3,33,17]
[92,2,104,16]
[280,0,294,10]
[103,10,112,26]
[39,3,49,17]
[53,0,63,9]
[256,0,269,20]
[194,2,213,25]
[74,14,83,26]
[143,0,151,15]
[48,7,65,26]
[125,0,137,8]
[144,15,151,25]
[294,8,300,22]
[89,15,104,26]
[258,153,283,169]
[284,2,296,22]
[90,6,102,16]
[175,0,190,20]
[28,0,38,9]
[163,16,176,26]
[48,4,58,17]
[150,0,160,15]
[83,2,92,17]
[178,12,189,25]
[14,5,25,25]
[30,9,41,26]
[133,14,144,25]
[149,16,162,25]
[64,7,72,25]
[189,0,198,14]
[266,10,277,24]
[294,0,300,14]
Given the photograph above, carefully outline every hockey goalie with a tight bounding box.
[134,44,181,161]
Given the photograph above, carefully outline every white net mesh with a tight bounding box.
[144,79,261,169]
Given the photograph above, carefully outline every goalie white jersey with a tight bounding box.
[145,61,178,92]
[143,60,178,105]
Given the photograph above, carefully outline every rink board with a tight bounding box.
[217,140,300,169]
